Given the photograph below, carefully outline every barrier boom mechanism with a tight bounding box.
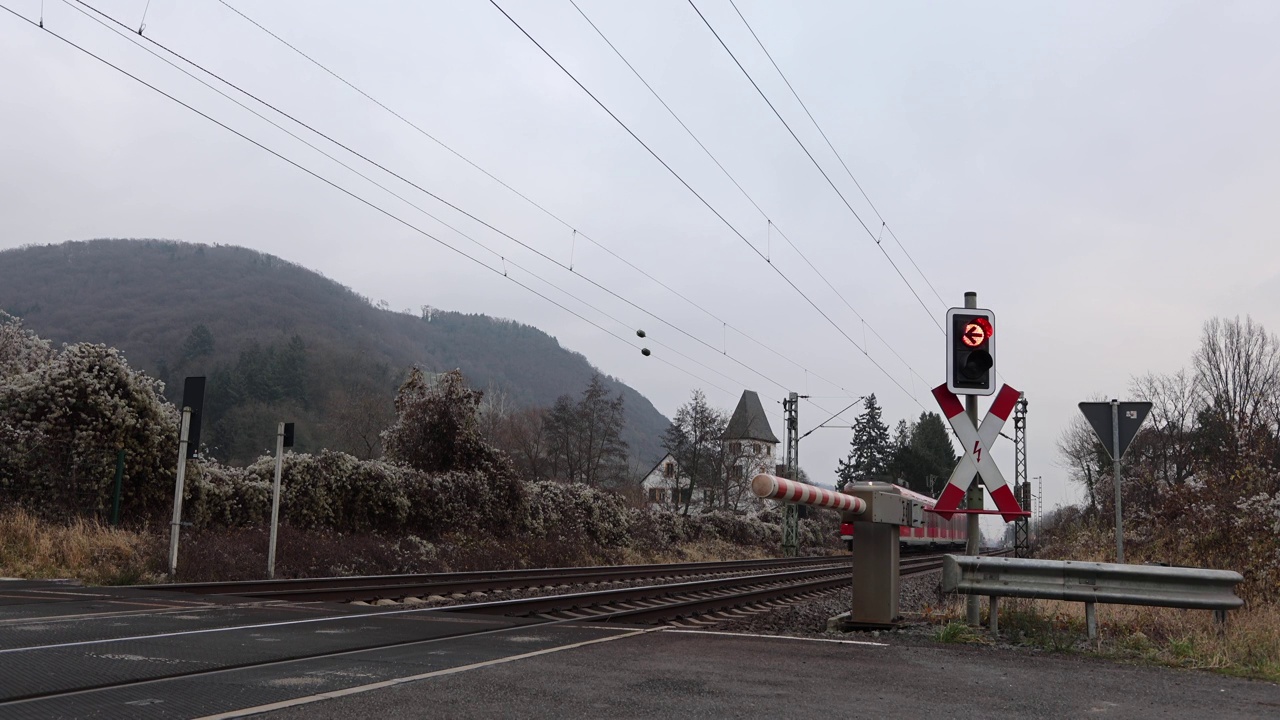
[751,474,866,514]
[932,383,1028,522]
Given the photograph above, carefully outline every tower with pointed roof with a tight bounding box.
[722,390,779,508]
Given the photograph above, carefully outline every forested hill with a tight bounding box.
[0,239,669,465]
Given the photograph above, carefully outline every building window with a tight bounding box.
[729,465,743,480]
[752,443,760,455]
[664,462,675,478]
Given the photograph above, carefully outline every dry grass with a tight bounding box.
[0,511,788,586]
[927,595,1280,683]
[0,508,164,585]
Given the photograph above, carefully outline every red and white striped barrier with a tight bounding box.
[751,474,867,514]
[932,383,1025,522]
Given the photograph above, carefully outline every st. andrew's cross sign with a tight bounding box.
[931,384,1028,522]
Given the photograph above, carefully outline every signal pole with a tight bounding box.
[1013,396,1030,558]
[782,392,799,557]
[963,291,982,626]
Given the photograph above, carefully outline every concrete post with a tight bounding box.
[267,422,285,579]
[168,407,192,580]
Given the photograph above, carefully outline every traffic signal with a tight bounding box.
[946,307,996,395]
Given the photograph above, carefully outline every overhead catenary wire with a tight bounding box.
[567,0,931,394]
[0,3,742,400]
[209,0,859,403]
[488,0,925,411]
[727,0,949,311]
[684,0,943,334]
[65,0,802,402]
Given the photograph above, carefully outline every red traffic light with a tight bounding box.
[961,317,993,348]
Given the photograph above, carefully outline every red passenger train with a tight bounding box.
[893,484,967,549]
[835,483,968,550]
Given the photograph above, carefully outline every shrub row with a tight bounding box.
[179,450,836,554]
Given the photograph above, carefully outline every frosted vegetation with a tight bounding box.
[0,313,833,560]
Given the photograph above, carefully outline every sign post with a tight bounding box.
[168,377,205,580]
[168,407,191,580]
[1078,400,1152,563]
[267,422,294,579]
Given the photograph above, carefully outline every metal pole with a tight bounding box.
[168,407,192,580]
[267,422,285,579]
[110,449,125,527]
[1112,399,1124,564]
[1013,396,1029,558]
[782,393,799,558]
[963,291,982,626]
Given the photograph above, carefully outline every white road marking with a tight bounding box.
[195,627,660,720]
[0,602,496,655]
[663,629,888,647]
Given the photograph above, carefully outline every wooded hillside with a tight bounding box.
[0,239,669,465]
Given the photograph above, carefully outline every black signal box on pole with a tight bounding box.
[282,423,295,448]
[946,308,996,396]
[181,376,206,457]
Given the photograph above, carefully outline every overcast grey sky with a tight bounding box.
[3,0,1279,533]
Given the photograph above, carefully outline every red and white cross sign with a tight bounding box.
[931,383,1026,522]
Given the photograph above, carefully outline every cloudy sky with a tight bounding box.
[3,0,1279,534]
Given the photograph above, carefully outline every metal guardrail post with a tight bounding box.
[943,555,1244,640]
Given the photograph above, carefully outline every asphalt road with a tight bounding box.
[260,629,1280,719]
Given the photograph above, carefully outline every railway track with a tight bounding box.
[438,552,951,625]
[0,552,974,711]
[152,551,980,626]
[148,555,851,604]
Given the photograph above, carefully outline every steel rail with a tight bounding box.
[145,556,847,602]
[441,565,852,618]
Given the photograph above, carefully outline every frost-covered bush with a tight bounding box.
[0,317,178,521]
[520,481,630,547]
[382,368,507,476]
[181,451,526,539]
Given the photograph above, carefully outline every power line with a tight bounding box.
[1,3,739,400]
[488,0,924,411]
[566,0,931,394]
[64,0,807,401]
[727,0,949,310]
[684,0,943,334]
[209,0,861,404]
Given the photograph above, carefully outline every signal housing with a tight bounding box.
[946,307,996,396]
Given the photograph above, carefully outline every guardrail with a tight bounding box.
[942,555,1244,638]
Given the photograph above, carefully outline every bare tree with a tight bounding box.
[326,387,394,460]
[1128,370,1200,486]
[1194,316,1280,444]
[1056,412,1106,514]
[543,374,629,487]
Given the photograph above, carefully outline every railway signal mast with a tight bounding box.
[934,293,1028,625]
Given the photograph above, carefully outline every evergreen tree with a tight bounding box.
[836,394,891,486]
[885,411,957,495]
[910,411,956,491]
[661,389,727,514]
[179,324,214,365]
